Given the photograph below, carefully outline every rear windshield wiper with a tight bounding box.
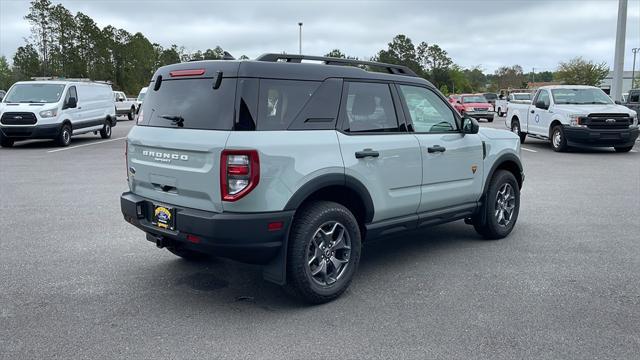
[160,114,184,127]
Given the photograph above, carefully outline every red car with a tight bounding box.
[449,93,495,122]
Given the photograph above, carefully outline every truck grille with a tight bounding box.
[0,112,37,125]
[585,113,631,130]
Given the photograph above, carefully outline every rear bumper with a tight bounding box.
[563,126,639,147]
[0,123,61,140]
[120,192,293,264]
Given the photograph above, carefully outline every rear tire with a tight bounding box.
[286,201,361,304]
[497,108,503,117]
[473,170,520,240]
[57,124,72,147]
[550,125,568,152]
[167,245,210,261]
[614,146,633,153]
[487,116,494,123]
[128,107,135,121]
[0,136,14,148]
[100,121,112,139]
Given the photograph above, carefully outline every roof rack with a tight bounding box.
[255,53,418,77]
[30,77,112,85]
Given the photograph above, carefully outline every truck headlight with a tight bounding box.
[631,114,638,128]
[39,108,58,118]
[568,114,587,127]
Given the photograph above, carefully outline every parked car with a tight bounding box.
[505,85,639,152]
[483,92,498,106]
[619,89,639,114]
[1,79,116,147]
[451,93,495,122]
[113,91,137,120]
[135,87,147,113]
[121,54,524,303]
[495,92,533,117]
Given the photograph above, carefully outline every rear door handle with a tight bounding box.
[427,145,446,153]
[355,149,379,159]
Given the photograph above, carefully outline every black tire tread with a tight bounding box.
[473,170,520,240]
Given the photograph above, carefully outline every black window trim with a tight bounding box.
[336,79,411,136]
[394,82,463,134]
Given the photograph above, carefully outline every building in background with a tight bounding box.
[599,71,635,94]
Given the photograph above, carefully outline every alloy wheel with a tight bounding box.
[494,183,516,227]
[306,221,351,286]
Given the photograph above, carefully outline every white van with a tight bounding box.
[135,87,148,113]
[0,79,116,147]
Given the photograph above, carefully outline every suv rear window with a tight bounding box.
[139,78,237,130]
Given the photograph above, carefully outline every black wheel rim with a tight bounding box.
[306,221,351,286]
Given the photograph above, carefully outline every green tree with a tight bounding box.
[439,84,449,96]
[555,57,609,86]
[203,46,225,60]
[158,45,181,66]
[0,56,12,89]
[325,49,346,58]
[492,65,527,90]
[374,35,422,75]
[463,67,487,92]
[239,55,250,60]
[25,0,53,76]
[13,44,41,79]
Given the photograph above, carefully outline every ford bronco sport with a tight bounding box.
[121,54,524,303]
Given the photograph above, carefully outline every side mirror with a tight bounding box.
[614,100,621,105]
[66,96,77,109]
[535,100,548,110]
[462,116,479,134]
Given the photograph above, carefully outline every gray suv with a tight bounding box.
[121,54,524,303]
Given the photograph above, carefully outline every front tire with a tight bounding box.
[99,121,112,139]
[550,125,568,152]
[57,124,72,147]
[286,201,361,304]
[473,170,520,240]
[614,146,633,153]
[511,120,526,144]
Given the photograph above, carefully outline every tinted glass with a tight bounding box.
[628,91,640,103]
[140,78,236,130]
[536,90,550,107]
[551,88,613,105]
[399,85,457,133]
[462,95,487,103]
[344,82,399,132]
[257,80,319,130]
[4,84,66,103]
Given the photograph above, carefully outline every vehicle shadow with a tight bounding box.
[521,138,633,154]
[139,221,482,310]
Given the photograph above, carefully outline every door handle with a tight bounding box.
[355,149,379,159]
[427,145,446,153]
[530,110,534,113]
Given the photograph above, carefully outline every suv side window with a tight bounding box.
[397,85,457,133]
[257,80,320,130]
[629,91,640,103]
[343,82,399,132]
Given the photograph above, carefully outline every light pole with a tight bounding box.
[298,22,303,55]
[632,48,639,89]
[611,0,627,101]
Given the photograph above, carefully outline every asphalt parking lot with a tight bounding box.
[1,115,639,359]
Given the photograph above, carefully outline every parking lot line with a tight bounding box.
[47,137,126,153]
[521,147,537,153]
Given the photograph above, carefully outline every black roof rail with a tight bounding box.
[255,53,418,77]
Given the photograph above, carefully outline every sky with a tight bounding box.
[1,0,639,73]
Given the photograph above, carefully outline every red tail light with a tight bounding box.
[220,150,259,201]
[169,69,205,77]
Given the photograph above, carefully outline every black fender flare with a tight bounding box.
[483,152,524,196]
[283,173,375,223]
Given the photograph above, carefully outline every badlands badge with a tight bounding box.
[471,165,478,174]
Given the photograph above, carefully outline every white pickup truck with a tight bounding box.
[113,91,137,120]
[505,85,639,152]
[495,92,532,117]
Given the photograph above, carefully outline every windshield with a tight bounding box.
[551,88,613,105]
[483,93,497,100]
[137,92,146,102]
[513,93,531,100]
[3,83,66,103]
[462,96,487,103]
